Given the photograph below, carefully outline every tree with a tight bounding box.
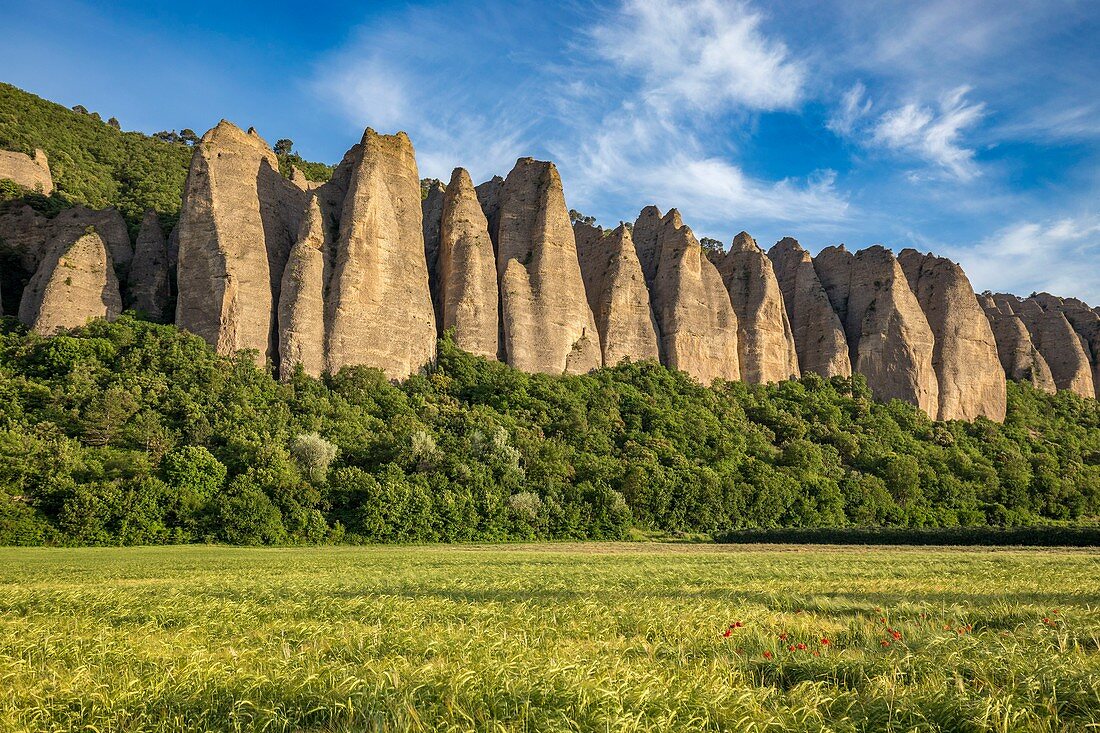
[290,433,339,482]
[569,209,597,227]
[274,138,294,156]
[107,117,121,130]
[700,237,725,255]
[180,129,199,145]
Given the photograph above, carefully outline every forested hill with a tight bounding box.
[0,83,332,234]
[0,317,1096,546]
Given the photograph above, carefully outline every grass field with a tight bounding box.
[1,544,1098,732]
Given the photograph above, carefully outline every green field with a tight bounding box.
[1,545,1098,732]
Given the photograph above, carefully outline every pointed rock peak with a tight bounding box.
[140,208,160,230]
[771,236,805,254]
[662,209,685,229]
[639,205,663,218]
[611,222,631,239]
[479,175,505,188]
[298,195,325,250]
[573,220,602,240]
[731,231,758,253]
[448,167,475,192]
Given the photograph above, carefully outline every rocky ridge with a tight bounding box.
[3,120,1100,421]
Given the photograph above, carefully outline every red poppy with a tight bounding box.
[890,629,902,640]
[762,651,773,660]
[820,638,830,646]
[788,644,795,651]
[779,632,789,641]
[795,642,807,651]
[722,629,732,638]
[733,621,744,628]
[880,639,891,647]
[1053,609,1060,615]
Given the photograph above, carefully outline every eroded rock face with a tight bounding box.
[421,179,446,329]
[18,230,121,334]
[814,245,939,416]
[898,249,1006,421]
[277,195,329,379]
[978,294,1057,393]
[127,209,170,322]
[713,232,799,383]
[574,221,660,366]
[176,120,305,363]
[1007,294,1095,398]
[475,176,504,250]
[0,148,53,194]
[1030,293,1100,399]
[495,158,600,374]
[325,129,437,379]
[634,207,739,383]
[767,237,851,378]
[438,167,498,360]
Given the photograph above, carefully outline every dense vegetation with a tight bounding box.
[0,83,333,235]
[0,83,192,234]
[2,545,1097,731]
[0,316,1096,546]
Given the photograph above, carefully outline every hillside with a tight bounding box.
[0,316,1097,546]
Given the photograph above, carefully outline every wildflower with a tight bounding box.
[788,644,795,651]
[795,642,807,651]
[889,629,902,641]
[762,651,773,660]
[778,632,789,641]
[732,621,744,628]
[880,639,891,647]
[722,629,732,638]
[1053,609,1060,615]
[820,637,830,646]
[880,617,887,623]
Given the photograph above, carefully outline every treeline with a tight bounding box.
[0,317,1097,546]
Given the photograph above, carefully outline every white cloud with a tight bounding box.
[943,216,1100,303]
[869,86,985,180]
[593,0,805,113]
[827,82,872,136]
[312,57,409,131]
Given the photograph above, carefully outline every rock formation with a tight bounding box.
[633,207,740,383]
[18,229,121,334]
[574,221,660,366]
[767,237,851,378]
[0,148,53,194]
[1030,293,1100,399]
[421,179,446,328]
[325,129,436,379]
[126,209,170,321]
[495,158,600,374]
[898,249,1006,421]
[176,121,305,364]
[0,203,131,284]
[977,294,1057,393]
[814,245,939,416]
[437,167,499,360]
[277,195,328,379]
[1004,294,1095,398]
[713,232,799,383]
[474,176,504,250]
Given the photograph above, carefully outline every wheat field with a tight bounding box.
[1,544,1098,732]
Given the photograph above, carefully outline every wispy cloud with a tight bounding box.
[827,82,872,136]
[593,0,805,113]
[942,216,1100,303]
[870,87,985,180]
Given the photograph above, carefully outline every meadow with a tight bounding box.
[1,544,1098,732]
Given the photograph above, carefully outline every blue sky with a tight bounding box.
[4,0,1100,302]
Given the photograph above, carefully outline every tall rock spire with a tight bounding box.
[767,237,851,378]
[898,249,1006,421]
[495,158,601,374]
[325,129,437,379]
[176,120,305,363]
[634,207,740,383]
[278,194,329,379]
[438,167,499,360]
[815,245,939,417]
[713,232,799,383]
[574,221,660,366]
